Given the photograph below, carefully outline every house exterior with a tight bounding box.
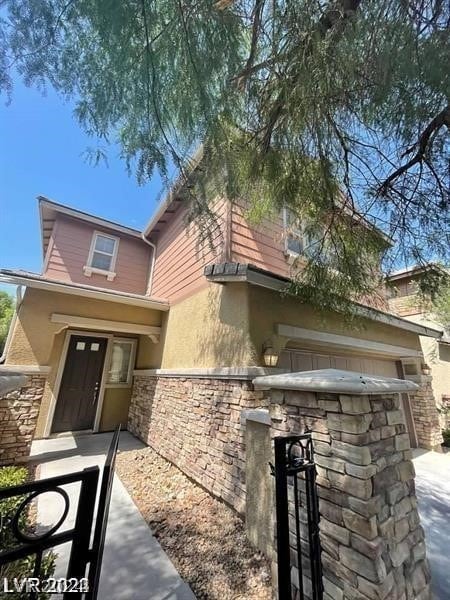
[387,264,450,428]
[0,190,445,476]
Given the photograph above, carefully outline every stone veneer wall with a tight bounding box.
[269,388,431,600]
[128,375,268,513]
[0,375,46,466]
[409,376,442,449]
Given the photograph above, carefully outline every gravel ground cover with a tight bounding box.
[116,446,272,600]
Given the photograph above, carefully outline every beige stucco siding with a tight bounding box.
[157,282,422,370]
[100,387,133,432]
[406,313,450,403]
[5,288,163,437]
[247,285,421,361]
[160,282,255,368]
[6,288,162,366]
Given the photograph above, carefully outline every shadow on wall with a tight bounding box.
[194,283,257,367]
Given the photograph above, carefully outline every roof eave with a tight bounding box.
[0,271,169,312]
[143,145,205,238]
[204,262,443,339]
[38,196,143,240]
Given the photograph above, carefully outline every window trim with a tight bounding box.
[282,208,305,258]
[84,230,120,280]
[282,208,326,263]
[105,337,137,388]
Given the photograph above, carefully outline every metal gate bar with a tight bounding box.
[0,427,120,599]
[0,466,99,599]
[273,434,323,600]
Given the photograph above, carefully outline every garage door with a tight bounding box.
[279,347,418,448]
[279,348,399,377]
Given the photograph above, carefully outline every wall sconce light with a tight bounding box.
[421,364,431,376]
[263,342,279,367]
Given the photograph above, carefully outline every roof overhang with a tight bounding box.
[39,196,143,258]
[143,145,204,238]
[387,263,449,282]
[0,270,169,311]
[204,262,443,339]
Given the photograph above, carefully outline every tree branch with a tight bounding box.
[378,104,450,196]
[259,0,363,153]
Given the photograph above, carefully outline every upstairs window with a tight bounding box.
[283,208,322,258]
[84,231,119,280]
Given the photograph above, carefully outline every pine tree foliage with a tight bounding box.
[0,0,449,313]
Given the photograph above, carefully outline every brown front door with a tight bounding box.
[52,335,108,433]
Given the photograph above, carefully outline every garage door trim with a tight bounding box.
[277,324,422,358]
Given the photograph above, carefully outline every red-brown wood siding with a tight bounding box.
[230,199,290,277]
[150,199,226,302]
[43,215,150,295]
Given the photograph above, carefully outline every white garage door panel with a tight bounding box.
[280,349,398,378]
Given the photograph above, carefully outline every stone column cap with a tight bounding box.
[252,368,419,395]
[0,373,28,395]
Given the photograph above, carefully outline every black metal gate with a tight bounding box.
[0,427,120,599]
[273,434,323,600]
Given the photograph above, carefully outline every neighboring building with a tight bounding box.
[0,191,445,463]
[387,264,450,429]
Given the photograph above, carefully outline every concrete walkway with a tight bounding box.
[30,432,195,600]
[413,449,450,600]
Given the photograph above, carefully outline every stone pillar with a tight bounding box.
[267,387,432,600]
[0,375,45,465]
[408,375,442,450]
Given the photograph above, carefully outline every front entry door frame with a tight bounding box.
[45,330,113,437]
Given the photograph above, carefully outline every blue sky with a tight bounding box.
[0,76,167,294]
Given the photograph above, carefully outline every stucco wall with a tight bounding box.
[156,282,422,373]
[403,313,450,407]
[6,288,162,367]
[5,288,163,437]
[159,282,256,368]
[247,285,422,360]
[100,387,132,432]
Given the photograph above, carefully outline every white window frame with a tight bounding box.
[282,208,327,263]
[282,208,306,259]
[105,337,137,388]
[84,230,120,281]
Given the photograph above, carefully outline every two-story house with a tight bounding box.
[0,187,445,475]
[387,264,450,429]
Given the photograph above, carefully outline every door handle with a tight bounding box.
[93,382,100,404]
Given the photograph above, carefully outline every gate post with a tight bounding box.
[273,437,292,599]
[253,371,432,600]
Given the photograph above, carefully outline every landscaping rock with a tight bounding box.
[116,446,271,600]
